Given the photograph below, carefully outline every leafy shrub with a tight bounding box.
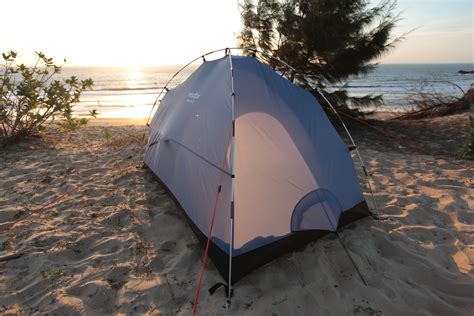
[460,115,474,160]
[0,51,96,142]
[103,128,113,138]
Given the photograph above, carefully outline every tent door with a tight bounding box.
[290,189,343,232]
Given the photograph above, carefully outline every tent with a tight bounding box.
[144,50,372,292]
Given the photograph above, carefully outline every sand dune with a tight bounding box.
[0,116,473,315]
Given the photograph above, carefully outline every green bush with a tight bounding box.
[0,51,96,142]
[460,115,474,160]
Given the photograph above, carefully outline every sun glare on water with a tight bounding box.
[125,68,145,88]
[79,67,163,120]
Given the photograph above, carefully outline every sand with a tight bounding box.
[0,114,473,315]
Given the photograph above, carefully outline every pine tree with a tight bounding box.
[239,0,401,113]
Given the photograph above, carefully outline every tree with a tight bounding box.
[239,0,401,113]
[0,51,96,142]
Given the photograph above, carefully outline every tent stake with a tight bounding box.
[335,231,368,286]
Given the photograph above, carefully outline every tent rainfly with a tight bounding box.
[144,50,372,297]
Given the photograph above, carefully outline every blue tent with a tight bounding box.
[145,53,371,286]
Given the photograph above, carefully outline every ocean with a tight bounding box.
[62,63,474,119]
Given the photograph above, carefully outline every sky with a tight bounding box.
[1,0,472,66]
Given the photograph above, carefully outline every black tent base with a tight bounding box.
[145,164,371,285]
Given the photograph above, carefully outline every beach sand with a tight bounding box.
[0,113,473,315]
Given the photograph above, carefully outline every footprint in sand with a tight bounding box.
[66,281,116,314]
[159,240,177,253]
[105,266,130,289]
[101,209,132,228]
[149,255,165,272]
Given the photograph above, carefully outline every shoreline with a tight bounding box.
[87,117,148,126]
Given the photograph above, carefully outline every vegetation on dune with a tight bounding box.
[393,83,473,160]
[0,51,97,143]
[238,0,401,115]
[460,115,474,160]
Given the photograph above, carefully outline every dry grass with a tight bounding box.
[394,83,472,120]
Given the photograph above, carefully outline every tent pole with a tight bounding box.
[226,50,236,309]
[314,90,380,216]
[146,47,299,127]
[146,56,201,127]
[232,48,380,216]
[146,48,238,127]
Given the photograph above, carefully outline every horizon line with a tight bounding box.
[59,61,474,68]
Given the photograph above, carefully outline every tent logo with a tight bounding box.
[186,92,201,103]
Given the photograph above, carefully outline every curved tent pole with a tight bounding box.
[233,48,381,215]
[146,47,295,126]
[241,49,379,215]
[146,58,197,126]
[314,91,380,215]
[146,48,234,126]
[245,50,379,214]
[145,47,275,126]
